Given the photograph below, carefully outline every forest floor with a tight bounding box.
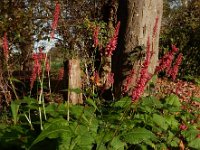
[154,77,200,108]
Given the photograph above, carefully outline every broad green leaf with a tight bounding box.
[165,115,179,130]
[113,97,131,108]
[140,96,162,113]
[96,129,113,150]
[109,136,126,150]
[11,101,20,125]
[165,94,181,108]
[122,128,157,145]
[86,98,98,111]
[30,118,71,148]
[181,129,199,141]
[70,125,95,150]
[152,114,168,130]
[70,105,84,119]
[58,132,72,150]
[188,138,200,149]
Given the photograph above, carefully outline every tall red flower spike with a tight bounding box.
[132,37,152,102]
[3,32,9,61]
[105,21,120,56]
[50,2,61,39]
[58,67,64,81]
[155,44,179,74]
[169,53,183,81]
[123,69,135,94]
[153,16,159,38]
[30,55,42,90]
[93,26,99,48]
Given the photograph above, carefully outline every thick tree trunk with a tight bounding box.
[113,0,163,98]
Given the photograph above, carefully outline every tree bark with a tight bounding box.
[68,59,83,104]
[113,0,163,98]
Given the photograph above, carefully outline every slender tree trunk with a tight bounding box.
[67,59,83,104]
[113,0,163,98]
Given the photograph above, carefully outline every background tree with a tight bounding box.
[161,0,200,77]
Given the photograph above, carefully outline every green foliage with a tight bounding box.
[1,93,200,150]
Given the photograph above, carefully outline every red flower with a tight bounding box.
[2,32,9,61]
[132,37,152,102]
[58,67,64,80]
[105,21,120,56]
[155,45,179,74]
[153,17,159,38]
[197,134,200,138]
[50,2,60,39]
[123,69,134,93]
[169,53,183,81]
[93,26,99,48]
[107,72,114,85]
[46,59,51,72]
[30,57,42,90]
[179,124,188,130]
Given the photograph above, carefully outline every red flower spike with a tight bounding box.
[170,53,183,81]
[132,37,152,102]
[30,58,42,90]
[153,17,159,38]
[105,21,120,56]
[50,2,60,39]
[155,45,179,74]
[3,32,9,61]
[46,59,51,72]
[107,72,114,85]
[58,67,64,80]
[93,26,99,48]
[123,69,135,93]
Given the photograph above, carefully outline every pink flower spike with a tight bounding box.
[132,36,152,102]
[170,53,183,81]
[107,72,114,85]
[105,21,120,56]
[46,59,51,72]
[3,32,9,61]
[153,17,159,38]
[123,69,134,94]
[93,26,99,48]
[171,44,179,53]
[50,2,60,39]
[58,67,64,80]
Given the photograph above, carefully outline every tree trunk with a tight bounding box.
[68,59,83,104]
[113,0,163,98]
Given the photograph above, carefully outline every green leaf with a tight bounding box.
[58,132,72,150]
[165,115,179,130]
[30,118,71,148]
[11,100,20,125]
[188,138,200,149]
[152,114,168,130]
[122,128,157,145]
[109,136,126,150]
[191,97,200,103]
[113,97,131,108]
[165,94,181,108]
[182,129,199,141]
[70,105,84,119]
[86,98,98,111]
[9,77,24,84]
